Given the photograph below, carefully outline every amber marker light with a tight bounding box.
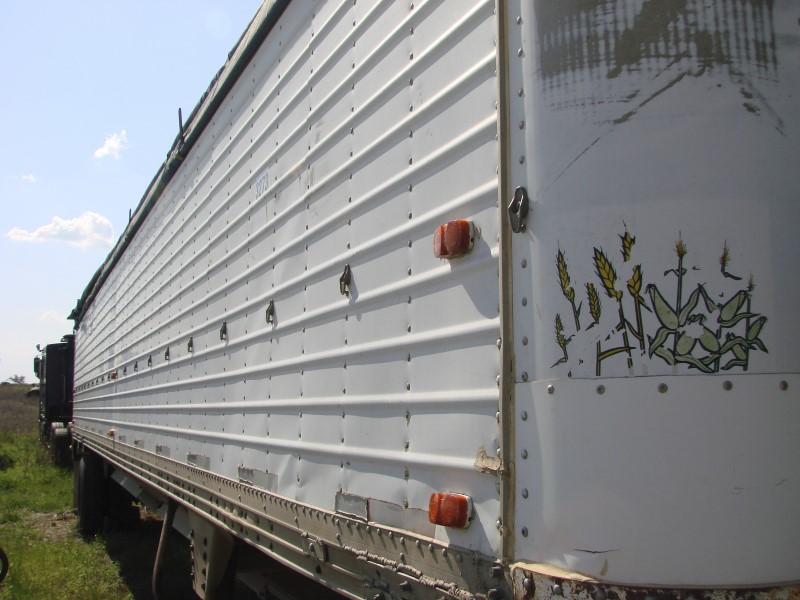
[428,492,473,528]
[433,220,475,258]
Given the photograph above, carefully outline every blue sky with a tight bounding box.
[0,1,261,381]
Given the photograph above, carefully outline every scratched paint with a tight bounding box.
[534,0,778,110]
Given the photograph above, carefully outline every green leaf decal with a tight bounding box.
[722,358,747,370]
[746,316,767,341]
[675,353,715,373]
[654,346,675,365]
[732,344,747,360]
[750,337,768,353]
[647,285,678,330]
[676,332,695,355]
[698,327,720,352]
[719,312,757,328]
[648,326,671,357]
[678,287,701,327]
[718,290,748,323]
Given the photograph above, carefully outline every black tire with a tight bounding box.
[50,435,71,469]
[76,453,105,537]
[0,546,8,584]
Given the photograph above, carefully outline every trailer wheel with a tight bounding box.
[50,435,71,469]
[76,453,105,537]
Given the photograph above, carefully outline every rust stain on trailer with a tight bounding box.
[512,565,800,600]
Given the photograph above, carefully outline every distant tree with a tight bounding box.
[8,375,26,384]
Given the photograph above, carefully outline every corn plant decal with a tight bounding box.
[551,231,768,376]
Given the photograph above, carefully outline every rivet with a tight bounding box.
[521,259,527,268]
[779,380,788,391]
[495,519,502,530]
[523,577,534,593]
[519,155,525,164]
[521,371,528,382]
[522,336,528,345]
[517,88,524,97]
[496,338,502,349]
[596,384,606,395]
[519,120,525,129]
[553,584,563,596]
[521,527,528,537]
[546,384,555,394]
[521,488,529,499]
[522,297,527,306]
[723,380,733,391]
[496,375,501,386]
[521,449,528,459]
[658,383,668,393]
[517,48,524,57]
[516,16,522,24]
[521,411,528,420]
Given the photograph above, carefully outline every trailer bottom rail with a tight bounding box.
[74,426,506,600]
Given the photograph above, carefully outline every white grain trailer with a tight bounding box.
[69,1,800,599]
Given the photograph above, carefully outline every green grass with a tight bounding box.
[0,432,131,600]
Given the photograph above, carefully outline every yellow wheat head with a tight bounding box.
[627,264,643,301]
[586,282,601,322]
[675,238,687,258]
[555,313,567,349]
[619,229,636,262]
[593,247,622,301]
[556,249,575,303]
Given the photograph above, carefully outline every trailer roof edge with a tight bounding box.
[70,0,290,327]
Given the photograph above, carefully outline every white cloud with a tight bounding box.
[93,129,128,159]
[6,211,115,250]
[39,310,67,323]
[21,173,37,184]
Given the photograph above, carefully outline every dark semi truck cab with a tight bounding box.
[34,334,74,466]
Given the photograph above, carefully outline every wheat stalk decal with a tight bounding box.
[593,247,634,373]
[551,313,572,367]
[619,227,636,262]
[594,247,623,302]
[626,264,646,351]
[586,282,601,329]
[556,249,582,331]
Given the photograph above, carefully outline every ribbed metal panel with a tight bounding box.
[74,0,502,556]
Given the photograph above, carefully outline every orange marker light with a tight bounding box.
[433,220,474,258]
[428,492,473,528]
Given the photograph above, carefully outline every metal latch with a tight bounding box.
[339,264,352,296]
[507,186,529,233]
[265,299,275,324]
[304,535,328,562]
